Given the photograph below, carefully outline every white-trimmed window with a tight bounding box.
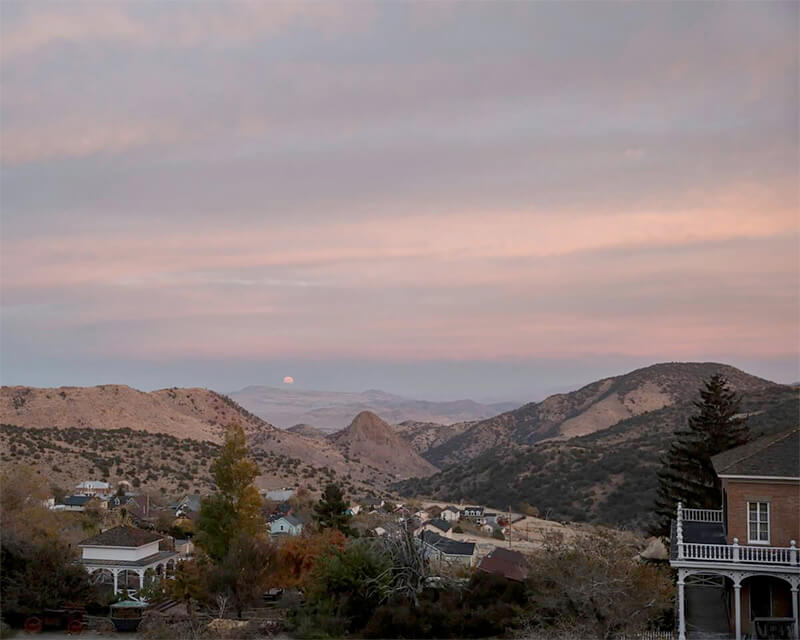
[747,502,769,544]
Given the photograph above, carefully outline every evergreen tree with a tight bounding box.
[313,483,354,535]
[197,423,264,560]
[652,374,750,535]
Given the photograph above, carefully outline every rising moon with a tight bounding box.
[283,376,294,384]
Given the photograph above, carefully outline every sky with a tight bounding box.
[1,1,798,401]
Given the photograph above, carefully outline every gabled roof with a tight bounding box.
[442,505,460,513]
[461,505,484,513]
[426,518,452,533]
[77,480,110,489]
[275,515,303,527]
[478,547,528,582]
[420,530,475,556]
[711,427,799,479]
[79,525,163,548]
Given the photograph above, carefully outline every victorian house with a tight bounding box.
[670,427,799,640]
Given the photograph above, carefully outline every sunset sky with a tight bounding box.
[1,1,798,400]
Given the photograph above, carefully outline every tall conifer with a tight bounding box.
[652,374,750,535]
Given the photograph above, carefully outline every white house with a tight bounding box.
[440,506,460,522]
[76,480,111,496]
[270,515,304,536]
[417,518,454,538]
[79,526,178,594]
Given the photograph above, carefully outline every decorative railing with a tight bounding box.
[675,502,799,565]
[681,508,723,523]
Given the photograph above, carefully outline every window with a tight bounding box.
[747,502,769,544]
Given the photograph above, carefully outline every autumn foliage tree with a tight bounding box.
[196,423,264,561]
[273,529,347,589]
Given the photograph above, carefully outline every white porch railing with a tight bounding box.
[681,508,723,523]
[675,501,799,566]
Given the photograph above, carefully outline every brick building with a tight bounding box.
[670,427,800,640]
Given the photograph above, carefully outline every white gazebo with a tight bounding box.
[79,526,179,594]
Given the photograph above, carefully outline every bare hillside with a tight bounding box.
[423,362,778,468]
[0,385,410,490]
[330,411,439,479]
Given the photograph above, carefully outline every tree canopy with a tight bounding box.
[196,423,264,560]
[652,374,750,535]
[313,483,354,536]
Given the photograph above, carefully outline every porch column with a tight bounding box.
[734,579,742,640]
[138,570,145,591]
[112,569,119,595]
[791,585,798,640]
[677,569,686,640]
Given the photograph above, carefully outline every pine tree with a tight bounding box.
[313,483,354,535]
[652,374,750,535]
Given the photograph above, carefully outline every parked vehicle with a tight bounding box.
[23,603,86,634]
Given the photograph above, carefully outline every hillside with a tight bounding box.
[392,420,475,455]
[0,385,424,492]
[228,385,518,430]
[329,411,439,479]
[421,363,778,468]
[287,424,327,439]
[396,376,799,530]
[0,385,270,442]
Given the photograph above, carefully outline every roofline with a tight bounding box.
[79,543,158,549]
[718,474,800,481]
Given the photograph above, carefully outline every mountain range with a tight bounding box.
[0,386,436,495]
[226,385,518,431]
[394,362,798,528]
[2,362,796,530]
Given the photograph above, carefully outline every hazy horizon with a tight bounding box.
[2,2,798,399]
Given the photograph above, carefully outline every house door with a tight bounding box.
[750,576,772,620]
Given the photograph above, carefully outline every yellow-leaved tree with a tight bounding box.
[196,423,264,561]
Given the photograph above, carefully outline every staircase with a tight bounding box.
[686,584,731,639]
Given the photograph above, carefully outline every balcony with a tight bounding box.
[672,502,799,566]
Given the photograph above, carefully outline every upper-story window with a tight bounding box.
[747,502,769,544]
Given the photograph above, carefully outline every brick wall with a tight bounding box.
[722,478,800,545]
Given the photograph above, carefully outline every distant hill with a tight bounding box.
[227,386,518,430]
[396,363,798,530]
[0,385,437,493]
[330,411,439,479]
[287,423,327,439]
[421,362,779,469]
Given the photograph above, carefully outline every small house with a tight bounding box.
[440,506,461,522]
[76,480,111,496]
[418,530,476,566]
[270,515,304,536]
[419,518,454,538]
[461,506,485,522]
